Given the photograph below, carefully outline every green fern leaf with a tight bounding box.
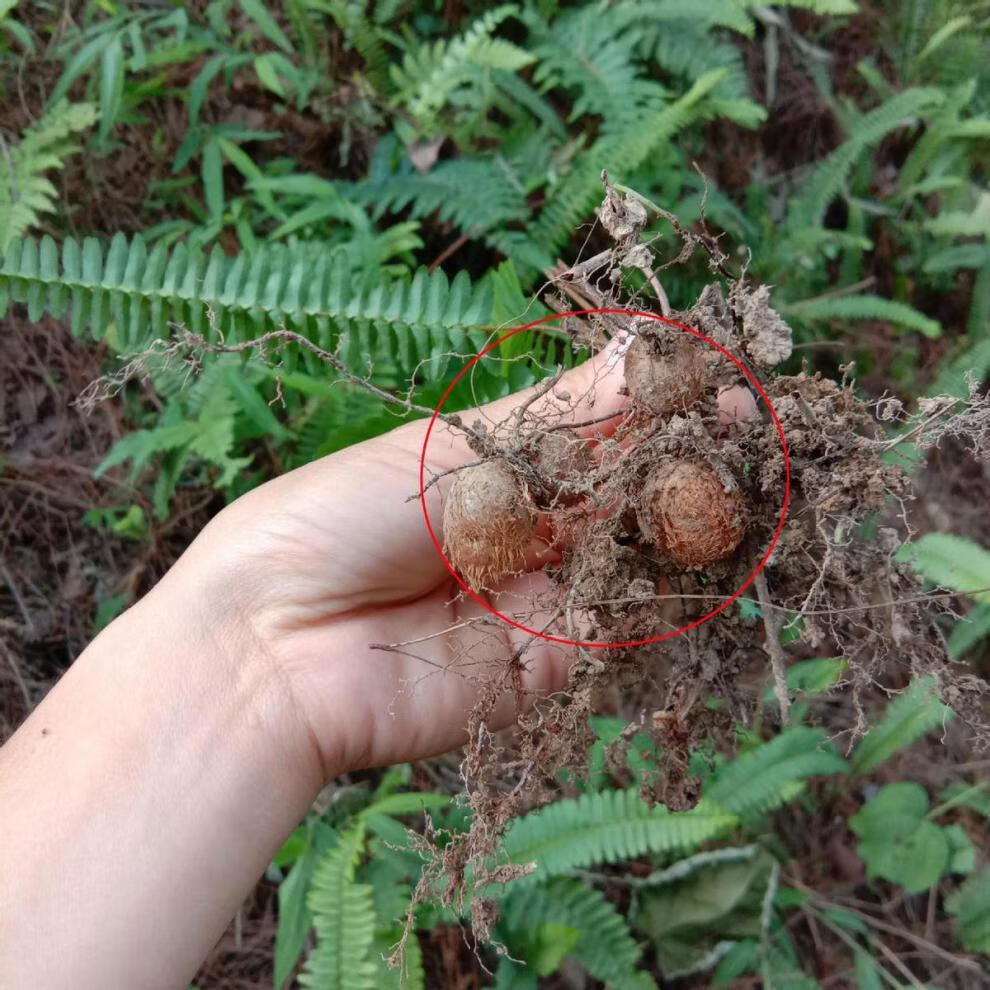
[851,676,954,774]
[491,789,736,889]
[499,878,644,982]
[301,823,377,990]
[896,533,990,604]
[0,100,97,251]
[390,5,531,123]
[0,234,495,379]
[704,726,847,817]
[946,867,990,953]
[527,68,729,265]
[782,293,941,338]
[345,158,529,235]
[786,87,944,232]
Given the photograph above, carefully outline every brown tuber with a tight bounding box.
[443,459,535,591]
[638,460,747,568]
[624,333,706,416]
[523,428,595,507]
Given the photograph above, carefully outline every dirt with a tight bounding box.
[0,315,217,743]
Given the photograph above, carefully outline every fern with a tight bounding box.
[896,533,990,604]
[0,234,495,372]
[946,867,990,953]
[850,676,954,774]
[782,293,942,338]
[301,823,377,990]
[525,68,731,267]
[390,5,532,126]
[785,87,945,232]
[490,789,737,889]
[343,158,529,236]
[499,878,644,983]
[0,100,97,251]
[704,727,848,817]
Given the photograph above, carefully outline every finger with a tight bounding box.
[423,330,633,472]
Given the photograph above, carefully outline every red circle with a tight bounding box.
[418,308,791,649]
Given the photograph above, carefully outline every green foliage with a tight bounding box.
[761,658,848,704]
[704,727,847,817]
[946,867,990,953]
[781,294,942,338]
[849,782,973,893]
[0,233,495,355]
[633,846,778,979]
[389,5,533,134]
[851,676,954,773]
[896,532,990,603]
[498,878,644,984]
[492,788,738,889]
[0,101,96,252]
[301,823,377,990]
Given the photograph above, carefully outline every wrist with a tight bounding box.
[138,551,329,790]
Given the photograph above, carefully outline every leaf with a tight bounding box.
[201,138,224,219]
[946,867,990,953]
[221,363,291,441]
[851,676,953,774]
[853,950,885,990]
[944,824,975,875]
[238,0,293,53]
[633,846,777,979]
[938,781,990,819]
[850,782,949,893]
[301,823,377,990]
[947,602,990,659]
[761,658,847,703]
[98,34,125,141]
[783,294,941,338]
[499,878,643,983]
[704,727,847,817]
[896,533,990,603]
[491,789,737,890]
[275,846,319,989]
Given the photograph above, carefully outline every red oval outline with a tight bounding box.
[418,308,791,649]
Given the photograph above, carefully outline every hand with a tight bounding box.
[168,339,631,783]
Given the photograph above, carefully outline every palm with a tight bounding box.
[196,344,628,776]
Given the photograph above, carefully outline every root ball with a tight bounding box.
[624,334,706,416]
[524,428,595,507]
[638,460,747,568]
[443,459,535,591]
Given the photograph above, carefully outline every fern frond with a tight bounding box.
[326,0,394,92]
[499,878,644,983]
[786,87,945,231]
[301,823,377,990]
[850,676,954,774]
[782,293,942,338]
[0,234,495,378]
[0,100,97,252]
[390,5,532,123]
[491,789,737,889]
[704,727,847,817]
[527,68,729,264]
[344,158,529,235]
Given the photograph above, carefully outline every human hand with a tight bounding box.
[164,339,631,785]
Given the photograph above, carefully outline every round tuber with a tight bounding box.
[523,428,595,507]
[624,334,706,416]
[638,460,747,568]
[443,459,535,591]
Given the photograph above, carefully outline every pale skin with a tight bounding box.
[0,331,751,989]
